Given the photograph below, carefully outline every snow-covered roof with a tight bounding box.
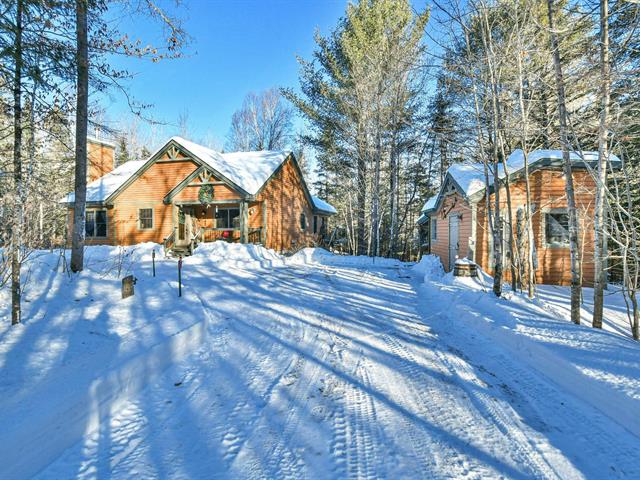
[62,159,147,204]
[62,137,293,204]
[311,196,337,214]
[421,149,621,215]
[173,137,289,195]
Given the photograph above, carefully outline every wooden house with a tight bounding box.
[62,137,336,254]
[417,149,621,286]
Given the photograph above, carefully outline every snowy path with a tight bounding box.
[36,259,640,479]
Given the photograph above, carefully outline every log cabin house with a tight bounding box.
[417,149,621,286]
[62,137,336,255]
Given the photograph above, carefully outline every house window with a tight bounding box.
[545,211,570,246]
[138,208,153,230]
[215,207,240,229]
[86,210,107,238]
[430,218,437,241]
[300,212,307,231]
[313,215,319,234]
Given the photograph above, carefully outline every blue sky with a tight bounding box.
[103,0,351,148]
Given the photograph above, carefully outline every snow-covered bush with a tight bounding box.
[412,255,444,283]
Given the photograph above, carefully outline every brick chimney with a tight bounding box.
[87,137,115,182]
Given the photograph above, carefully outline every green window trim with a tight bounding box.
[138,208,154,230]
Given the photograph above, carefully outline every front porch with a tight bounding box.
[164,200,265,255]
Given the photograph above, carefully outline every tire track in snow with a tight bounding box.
[213,329,291,467]
[194,288,310,472]
[342,361,388,480]
[227,328,326,480]
[435,328,640,479]
[431,341,573,479]
[378,332,481,479]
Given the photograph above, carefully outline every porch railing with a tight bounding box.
[197,227,263,245]
[248,227,263,244]
[163,229,176,256]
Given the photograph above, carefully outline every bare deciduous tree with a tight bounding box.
[227,88,294,151]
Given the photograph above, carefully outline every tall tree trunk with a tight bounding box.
[492,138,503,297]
[71,0,89,273]
[593,0,610,329]
[547,0,582,324]
[388,130,399,257]
[479,3,504,296]
[372,118,382,257]
[516,48,536,298]
[500,149,519,292]
[11,0,23,325]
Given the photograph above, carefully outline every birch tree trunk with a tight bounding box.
[71,0,89,273]
[478,3,504,296]
[11,0,23,325]
[516,48,536,298]
[593,0,610,329]
[547,0,582,324]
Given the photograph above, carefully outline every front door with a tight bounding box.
[176,207,194,247]
[448,214,460,270]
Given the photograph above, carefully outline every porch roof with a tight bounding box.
[311,196,337,215]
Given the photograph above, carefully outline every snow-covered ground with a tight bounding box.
[1,245,639,479]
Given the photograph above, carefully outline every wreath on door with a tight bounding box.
[198,184,214,205]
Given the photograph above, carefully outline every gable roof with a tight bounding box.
[61,137,336,216]
[420,149,622,216]
[173,137,289,196]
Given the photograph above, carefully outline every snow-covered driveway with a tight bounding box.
[36,253,640,479]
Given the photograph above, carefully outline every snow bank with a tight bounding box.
[189,241,286,269]
[2,313,209,479]
[418,269,640,438]
[412,255,444,282]
[0,244,217,478]
[288,248,404,268]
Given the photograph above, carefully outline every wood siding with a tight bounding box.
[67,146,327,252]
[111,158,200,245]
[427,168,597,286]
[429,191,473,271]
[256,157,319,252]
[475,169,596,286]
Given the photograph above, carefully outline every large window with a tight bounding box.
[545,211,570,246]
[215,207,240,229]
[138,208,153,230]
[430,218,437,241]
[86,210,107,238]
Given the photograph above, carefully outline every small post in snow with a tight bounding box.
[152,249,156,277]
[178,256,183,297]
